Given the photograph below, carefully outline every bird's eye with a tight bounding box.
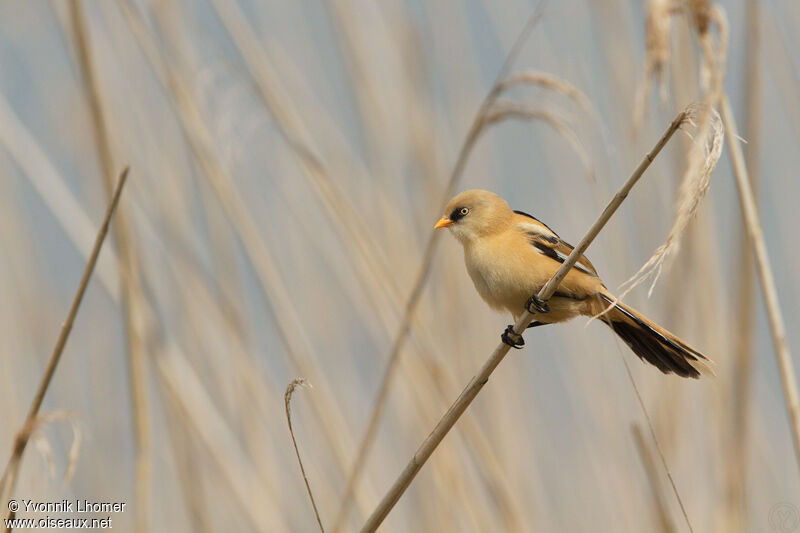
[459,207,469,216]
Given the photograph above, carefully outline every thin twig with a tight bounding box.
[720,94,800,474]
[285,379,324,533]
[0,168,129,523]
[631,423,677,533]
[620,356,693,533]
[333,8,545,529]
[360,109,690,532]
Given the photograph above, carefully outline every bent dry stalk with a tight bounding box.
[360,109,690,532]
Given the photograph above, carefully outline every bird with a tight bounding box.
[434,189,713,378]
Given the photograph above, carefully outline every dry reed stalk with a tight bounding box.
[631,424,676,533]
[320,0,391,182]
[0,91,121,293]
[0,48,283,528]
[285,379,325,533]
[160,388,214,533]
[66,3,151,530]
[120,1,380,514]
[726,0,761,526]
[156,343,289,532]
[720,94,800,474]
[205,0,404,303]
[149,257,292,529]
[0,168,128,525]
[361,109,690,532]
[205,0,466,409]
[398,354,528,530]
[618,353,694,533]
[160,248,330,502]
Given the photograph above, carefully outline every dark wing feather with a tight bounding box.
[514,213,599,276]
[513,210,561,236]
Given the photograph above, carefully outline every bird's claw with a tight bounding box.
[526,295,550,314]
[501,325,525,349]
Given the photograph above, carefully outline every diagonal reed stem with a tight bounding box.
[360,109,689,532]
[720,94,800,474]
[0,168,129,524]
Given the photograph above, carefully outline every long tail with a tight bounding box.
[597,293,714,379]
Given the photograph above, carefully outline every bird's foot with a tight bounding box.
[501,325,525,349]
[526,295,550,314]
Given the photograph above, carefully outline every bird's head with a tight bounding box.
[434,189,513,243]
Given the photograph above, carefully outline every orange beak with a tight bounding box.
[434,217,453,229]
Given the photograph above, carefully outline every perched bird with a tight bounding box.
[434,189,713,378]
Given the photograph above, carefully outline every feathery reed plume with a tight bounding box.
[720,94,800,475]
[634,0,675,128]
[0,168,128,524]
[361,109,690,532]
[285,379,324,533]
[635,0,728,130]
[616,104,723,300]
[694,4,729,106]
[689,0,711,34]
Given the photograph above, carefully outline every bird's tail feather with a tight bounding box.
[597,293,714,379]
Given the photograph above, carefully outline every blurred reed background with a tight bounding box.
[0,0,798,531]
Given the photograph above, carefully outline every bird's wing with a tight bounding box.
[512,212,599,277]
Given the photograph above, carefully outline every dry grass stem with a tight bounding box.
[720,94,800,474]
[156,344,289,531]
[632,424,677,533]
[620,356,694,533]
[285,379,324,533]
[67,3,151,529]
[727,0,761,524]
[361,109,690,532]
[0,167,129,524]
